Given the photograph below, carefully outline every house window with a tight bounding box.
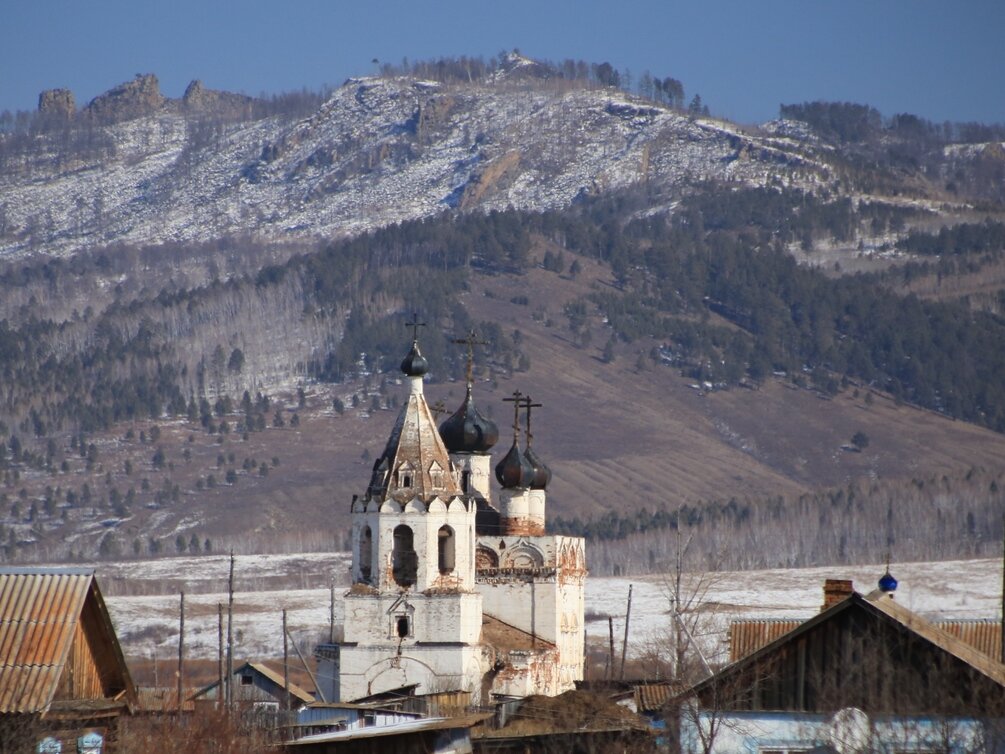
[241,674,253,686]
[438,526,455,574]
[392,525,417,587]
[363,712,376,727]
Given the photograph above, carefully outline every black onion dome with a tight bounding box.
[439,386,499,453]
[878,570,898,593]
[495,441,535,489]
[524,446,551,490]
[400,341,428,377]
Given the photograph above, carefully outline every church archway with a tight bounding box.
[359,525,372,582]
[392,525,417,587]
[437,525,455,574]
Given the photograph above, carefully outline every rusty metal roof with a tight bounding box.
[936,619,1002,662]
[0,568,95,713]
[634,682,673,713]
[729,619,802,662]
[730,614,1003,663]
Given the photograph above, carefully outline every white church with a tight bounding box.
[317,333,586,703]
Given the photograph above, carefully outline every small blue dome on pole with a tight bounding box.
[878,570,898,593]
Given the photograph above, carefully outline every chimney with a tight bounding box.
[822,579,854,611]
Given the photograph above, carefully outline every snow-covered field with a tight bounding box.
[95,553,1003,664]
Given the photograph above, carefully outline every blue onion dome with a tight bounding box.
[523,445,551,490]
[878,570,898,593]
[400,341,428,377]
[495,440,535,489]
[440,385,499,453]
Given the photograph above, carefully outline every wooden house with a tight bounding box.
[190,660,315,715]
[0,567,136,752]
[673,585,1005,753]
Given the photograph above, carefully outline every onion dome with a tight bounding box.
[523,446,551,490]
[400,341,428,377]
[439,385,499,453]
[495,441,535,489]
[878,570,898,593]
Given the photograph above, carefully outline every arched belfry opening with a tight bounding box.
[392,525,417,588]
[359,525,373,582]
[438,525,456,574]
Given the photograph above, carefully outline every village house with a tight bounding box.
[672,577,1005,753]
[0,567,136,754]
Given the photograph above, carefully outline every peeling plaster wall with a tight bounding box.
[350,495,477,591]
[476,534,586,692]
[343,593,482,644]
[339,643,484,702]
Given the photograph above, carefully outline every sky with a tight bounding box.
[2,1,1003,127]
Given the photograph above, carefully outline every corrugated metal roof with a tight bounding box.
[936,619,1002,662]
[0,570,93,713]
[730,615,1003,663]
[729,619,802,662]
[634,682,673,713]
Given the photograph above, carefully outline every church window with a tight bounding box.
[461,470,471,493]
[429,461,444,488]
[358,525,372,582]
[394,462,415,490]
[396,616,410,638]
[437,526,455,574]
[392,525,417,587]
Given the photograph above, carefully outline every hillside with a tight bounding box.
[0,60,1003,570]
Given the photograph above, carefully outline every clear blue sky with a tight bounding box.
[2,0,1002,126]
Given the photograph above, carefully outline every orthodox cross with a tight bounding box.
[520,395,542,447]
[451,329,489,385]
[502,391,524,444]
[405,314,426,342]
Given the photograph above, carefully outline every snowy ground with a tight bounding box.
[94,553,1003,666]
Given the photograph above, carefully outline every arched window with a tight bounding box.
[358,525,372,582]
[437,526,455,574]
[392,525,417,587]
[461,470,471,493]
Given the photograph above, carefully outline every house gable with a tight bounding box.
[689,593,1005,717]
[0,568,134,715]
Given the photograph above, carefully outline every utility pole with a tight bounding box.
[620,584,633,680]
[283,609,290,713]
[226,551,235,709]
[607,617,615,681]
[177,591,184,718]
[217,603,224,708]
[329,579,336,643]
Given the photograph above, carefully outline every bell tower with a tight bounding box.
[337,325,484,702]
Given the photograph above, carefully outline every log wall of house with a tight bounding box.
[53,620,104,701]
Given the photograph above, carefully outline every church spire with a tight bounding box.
[366,324,460,503]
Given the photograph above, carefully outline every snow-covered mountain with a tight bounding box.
[0,73,834,258]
